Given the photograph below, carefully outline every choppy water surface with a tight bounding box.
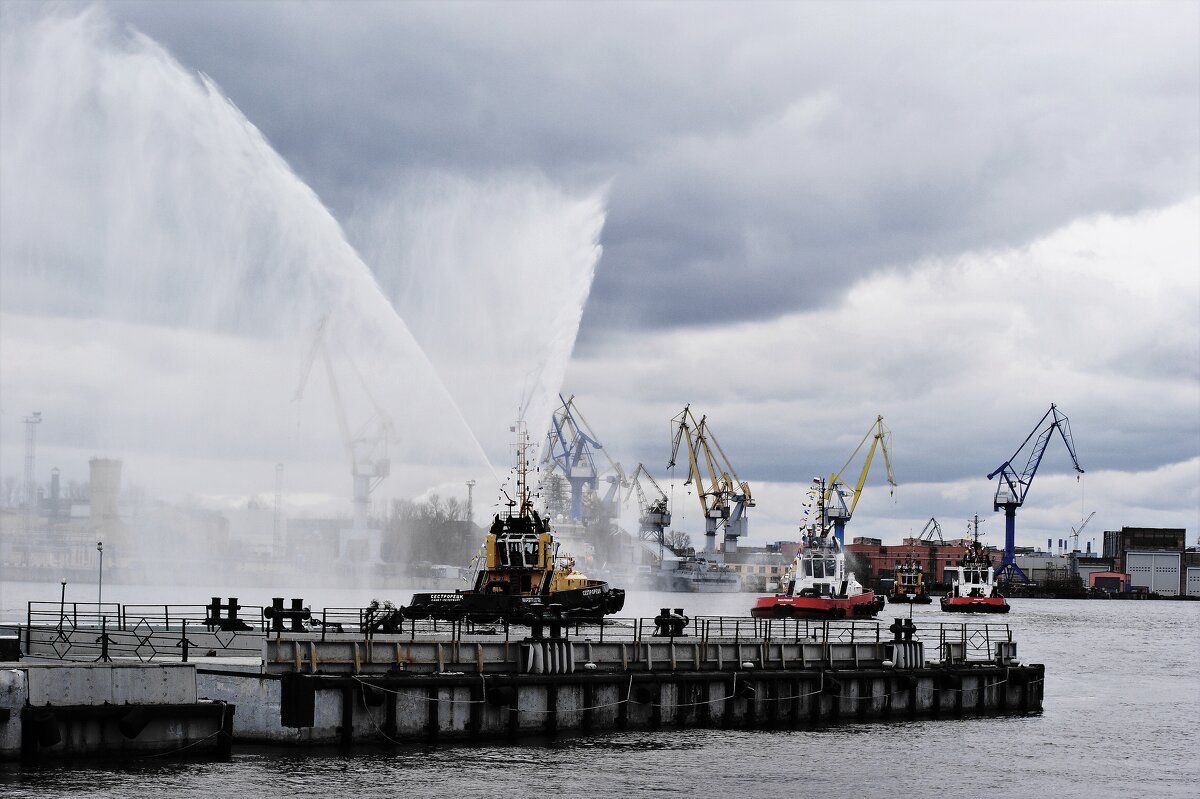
[2,593,1197,798]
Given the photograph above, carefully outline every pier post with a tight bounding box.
[426,685,440,741]
[340,685,354,747]
[581,680,594,733]
[545,684,558,736]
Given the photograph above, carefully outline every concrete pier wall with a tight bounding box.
[8,616,1040,753]
[0,663,232,760]
[260,633,898,676]
[191,663,1043,745]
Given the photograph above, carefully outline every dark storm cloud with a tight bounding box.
[105,0,1199,341]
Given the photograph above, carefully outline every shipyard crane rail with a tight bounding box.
[824,415,896,544]
[986,403,1084,583]
[667,405,753,555]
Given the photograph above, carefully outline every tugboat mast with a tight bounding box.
[514,420,532,517]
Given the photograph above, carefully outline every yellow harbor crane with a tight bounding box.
[667,405,754,556]
[825,415,896,544]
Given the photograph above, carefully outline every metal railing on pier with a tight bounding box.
[20,600,1012,665]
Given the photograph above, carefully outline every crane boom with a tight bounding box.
[987,403,1084,582]
[824,415,896,543]
[667,406,753,556]
[917,517,946,546]
[292,316,393,544]
[1070,510,1096,552]
[625,463,672,551]
[542,394,624,522]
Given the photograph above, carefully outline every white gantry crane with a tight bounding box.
[294,317,393,562]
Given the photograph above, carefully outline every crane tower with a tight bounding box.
[987,403,1083,582]
[667,406,753,556]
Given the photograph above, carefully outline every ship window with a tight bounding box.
[825,559,837,576]
[507,542,523,566]
[524,540,539,567]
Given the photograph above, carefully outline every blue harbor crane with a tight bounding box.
[987,403,1084,583]
[541,395,623,522]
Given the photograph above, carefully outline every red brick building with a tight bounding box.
[844,541,985,589]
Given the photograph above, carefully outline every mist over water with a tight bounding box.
[0,8,605,587]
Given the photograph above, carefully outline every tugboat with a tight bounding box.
[941,532,1010,614]
[888,558,933,604]
[404,425,626,623]
[751,528,884,619]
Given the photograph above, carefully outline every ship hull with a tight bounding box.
[404,584,625,623]
[940,596,1010,613]
[651,572,741,593]
[751,591,883,619]
[888,592,933,605]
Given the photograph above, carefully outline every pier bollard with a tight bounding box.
[265,598,312,633]
[654,608,672,637]
[523,609,545,640]
[547,605,565,639]
[205,597,253,632]
[889,617,917,642]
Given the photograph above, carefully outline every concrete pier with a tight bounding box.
[0,663,232,760]
[4,605,1044,754]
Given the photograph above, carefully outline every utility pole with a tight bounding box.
[23,412,42,536]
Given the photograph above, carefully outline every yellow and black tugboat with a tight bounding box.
[888,558,933,604]
[404,426,625,623]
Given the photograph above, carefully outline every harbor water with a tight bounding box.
[1,586,1197,798]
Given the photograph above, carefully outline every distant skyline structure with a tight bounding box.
[22,411,41,536]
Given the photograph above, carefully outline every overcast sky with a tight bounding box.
[1,1,1197,549]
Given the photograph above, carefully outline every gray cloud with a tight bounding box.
[104,1,1199,343]
[3,2,1195,544]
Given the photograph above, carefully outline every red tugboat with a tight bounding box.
[940,534,1010,614]
[751,529,884,619]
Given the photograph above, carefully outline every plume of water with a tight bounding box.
[348,174,606,484]
[0,7,602,533]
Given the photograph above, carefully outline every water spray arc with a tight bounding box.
[294,317,393,562]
